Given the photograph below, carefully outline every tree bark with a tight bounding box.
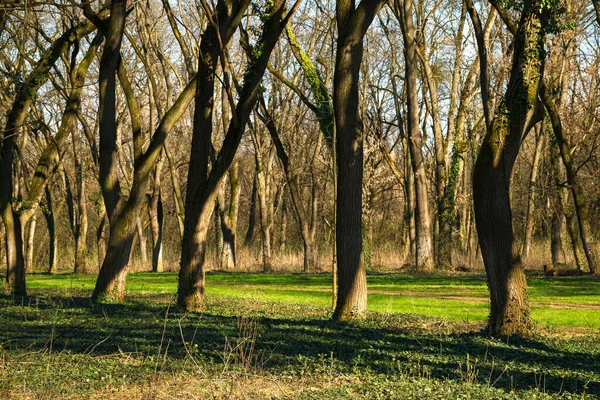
[220,161,240,269]
[148,157,165,272]
[178,0,296,310]
[25,214,37,272]
[0,18,100,296]
[44,187,58,274]
[393,0,434,271]
[244,173,258,246]
[332,0,386,320]
[73,129,88,274]
[472,4,548,335]
[522,125,545,261]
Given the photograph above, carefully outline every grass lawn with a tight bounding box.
[24,271,600,328]
[1,271,599,399]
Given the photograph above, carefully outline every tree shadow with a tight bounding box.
[0,293,598,396]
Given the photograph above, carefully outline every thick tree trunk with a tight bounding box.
[92,211,136,301]
[178,0,293,310]
[472,7,547,335]
[3,208,25,294]
[92,0,128,300]
[332,0,386,320]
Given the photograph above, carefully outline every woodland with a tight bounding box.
[1,0,600,397]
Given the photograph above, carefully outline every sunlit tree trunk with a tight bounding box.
[178,0,295,310]
[471,1,549,335]
[332,0,386,320]
[393,0,434,270]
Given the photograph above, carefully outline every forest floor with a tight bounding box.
[1,271,599,399]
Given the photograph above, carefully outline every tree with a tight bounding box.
[391,0,434,271]
[177,0,300,310]
[332,0,386,321]
[469,0,555,335]
[86,0,199,301]
[1,16,101,296]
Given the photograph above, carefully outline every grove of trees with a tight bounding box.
[1,0,599,335]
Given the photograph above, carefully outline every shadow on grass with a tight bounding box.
[0,292,598,396]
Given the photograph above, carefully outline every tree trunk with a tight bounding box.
[148,154,165,272]
[214,199,224,269]
[551,144,584,270]
[256,163,272,272]
[280,201,287,253]
[178,0,293,310]
[136,216,148,266]
[472,5,548,335]
[244,173,258,247]
[92,212,136,301]
[92,0,128,300]
[542,87,598,275]
[2,208,25,295]
[550,204,566,266]
[25,214,37,272]
[164,145,185,239]
[394,0,434,271]
[97,208,108,272]
[74,131,88,274]
[332,0,386,320]
[522,125,545,261]
[44,187,58,274]
[220,161,240,269]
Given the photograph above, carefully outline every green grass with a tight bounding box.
[2,271,598,398]
[24,271,600,328]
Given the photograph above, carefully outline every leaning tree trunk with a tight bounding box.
[542,87,598,275]
[178,0,295,310]
[92,210,137,300]
[472,3,549,335]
